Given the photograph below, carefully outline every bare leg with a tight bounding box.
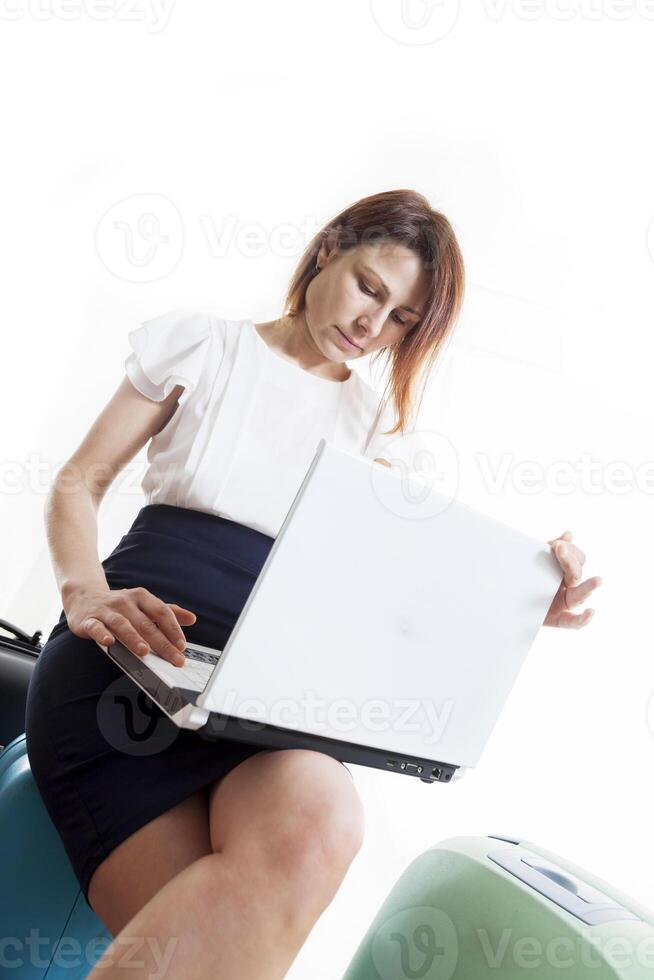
[86,749,364,980]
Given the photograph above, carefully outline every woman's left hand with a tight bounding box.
[543,530,603,628]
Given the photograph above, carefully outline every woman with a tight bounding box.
[25,189,601,980]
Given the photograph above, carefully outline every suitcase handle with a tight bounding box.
[0,617,43,653]
[488,847,640,926]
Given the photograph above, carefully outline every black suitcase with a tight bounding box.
[0,618,43,751]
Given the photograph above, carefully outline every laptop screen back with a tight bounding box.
[198,440,562,768]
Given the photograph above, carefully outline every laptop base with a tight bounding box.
[195,711,459,784]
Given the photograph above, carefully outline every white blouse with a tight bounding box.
[124,309,401,538]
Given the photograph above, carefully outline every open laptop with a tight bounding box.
[98,439,562,784]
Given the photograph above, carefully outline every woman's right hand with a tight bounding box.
[65,585,197,666]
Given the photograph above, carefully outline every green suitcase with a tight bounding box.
[343,834,654,979]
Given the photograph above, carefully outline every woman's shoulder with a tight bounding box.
[124,310,250,406]
[138,309,249,337]
[206,313,259,348]
[143,310,257,360]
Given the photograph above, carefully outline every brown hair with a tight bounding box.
[282,189,465,436]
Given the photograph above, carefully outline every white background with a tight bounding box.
[1,1,653,976]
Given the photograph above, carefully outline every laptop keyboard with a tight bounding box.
[185,647,221,666]
[173,644,222,693]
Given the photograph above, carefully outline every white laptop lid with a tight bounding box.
[198,440,562,768]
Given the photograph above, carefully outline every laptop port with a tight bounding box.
[386,759,397,767]
[432,767,442,779]
[401,763,423,775]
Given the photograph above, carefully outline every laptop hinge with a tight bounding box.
[171,704,211,730]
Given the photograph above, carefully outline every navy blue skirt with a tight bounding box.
[25,503,276,906]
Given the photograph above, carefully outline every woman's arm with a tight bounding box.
[45,376,196,664]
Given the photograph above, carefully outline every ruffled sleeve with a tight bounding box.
[124,309,214,407]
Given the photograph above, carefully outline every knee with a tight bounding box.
[274,753,364,877]
[244,751,364,910]
[203,750,364,926]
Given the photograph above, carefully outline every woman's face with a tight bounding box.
[303,239,431,363]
